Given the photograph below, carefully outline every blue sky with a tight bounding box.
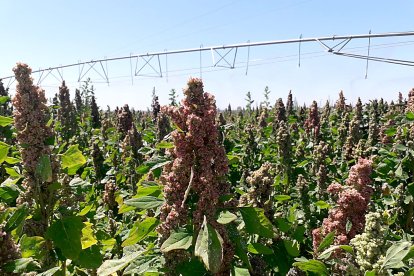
[1,0,414,110]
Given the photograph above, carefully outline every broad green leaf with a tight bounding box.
[318,244,354,260]
[97,251,142,276]
[407,112,414,120]
[0,115,13,127]
[383,197,395,206]
[136,185,162,198]
[161,230,193,252]
[5,167,20,178]
[219,194,233,203]
[78,203,94,216]
[0,96,10,104]
[195,216,223,273]
[297,160,309,167]
[217,210,237,224]
[46,216,83,260]
[96,230,116,251]
[405,268,414,276]
[36,155,53,182]
[143,129,156,143]
[37,267,61,276]
[150,160,171,172]
[293,225,306,243]
[20,235,46,259]
[144,270,160,275]
[403,245,414,261]
[155,141,174,149]
[235,188,246,195]
[385,127,397,136]
[47,182,61,193]
[315,200,330,209]
[275,195,291,201]
[227,155,240,165]
[81,222,97,249]
[364,271,376,276]
[124,254,160,275]
[231,266,250,276]
[276,218,291,233]
[288,204,298,223]
[136,164,150,174]
[407,183,414,196]
[282,174,289,185]
[0,141,10,164]
[122,217,159,247]
[176,259,207,276]
[0,186,19,204]
[46,117,53,127]
[395,144,407,151]
[273,175,281,187]
[318,231,335,252]
[395,163,403,178]
[404,195,413,204]
[44,135,55,146]
[339,245,354,254]
[247,243,273,255]
[118,203,137,214]
[69,177,91,188]
[318,245,338,260]
[381,241,411,270]
[61,145,86,175]
[138,146,155,155]
[239,207,274,238]
[2,177,21,186]
[5,157,21,164]
[228,224,251,269]
[124,196,164,209]
[293,260,328,276]
[140,180,160,187]
[273,243,291,275]
[76,245,103,269]
[138,157,171,174]
[3,258,40,273]
[378,148,392,156]
[5,205,28,232]
[284,239,300,257]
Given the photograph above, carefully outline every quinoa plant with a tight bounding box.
[158,78,234,274]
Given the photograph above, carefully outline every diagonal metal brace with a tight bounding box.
[212,47,238,68]
[78,61,109,83]
[316,38,353,53]
[135,55,163,77]
[316,39,333,52]
[78,61,97,82]
[37,68,63,85]
[6,77,16,90]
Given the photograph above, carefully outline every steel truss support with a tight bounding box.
[134,55,162,77]
[78,60,109,84]
[211,47,238,68]
[37,67,64,86]
[1,31,414,85]
[315,37,352,53]
[5,77,15,90]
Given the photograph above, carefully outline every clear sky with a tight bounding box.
[1,0,414,110]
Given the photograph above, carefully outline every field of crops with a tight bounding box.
[1,62,414,275]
